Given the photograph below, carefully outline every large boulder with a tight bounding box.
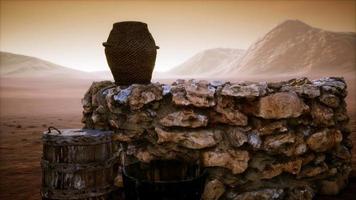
[171,80,216,107]
[202,179,225,200]
[155,127,220,149]
[202,149,249,174]
[221,82,267,98]
[254,92,308,119]
[306,129,342,152]
[159,110,208,128]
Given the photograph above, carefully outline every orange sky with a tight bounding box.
[1,0,355,72]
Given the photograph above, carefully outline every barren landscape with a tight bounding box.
[1,19,355,199]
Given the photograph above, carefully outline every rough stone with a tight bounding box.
[134,143,200,163]
[297,163,328,178]
[225,128,248,147]
[247,132,262,149]
[209,80,226,88]
[119,111,152,135]
[172,80,216,107]
[312,77,346,92]
[211,109,248,126]
[306,129,342,152]
[202,149,249,174]
[112,130,140,142]
[209,168,249,187]
[221,82,267,98]
[311,102,335,126]
[313,77,347,98]
[277,159,304,176]
[261,131,308,157]
[234,177,308,197]
[230,188,285,200]
[82,81,114,113]
[244,169,262,182]
[127,84,163,110]
[162,84,171,96]
[318,168,351,195]
[314,154,326,165]
[202,179,225,200]
[135,148,155,163]
[258,120,288,135]
[301,153,316,166]
[319,94,340,108]
[278,132,308,156]
[114,86,132,104]
[334,106,349,122]
[81,77,351,199]
[286,186,314,200]
[171,83,190,106]
[91,113,105,125]
[108,118,120,129]
[106,88,122,114]
[267,81,286,90]
[288,77,312,86]
[82,97,92,114]
[159,110,208,128]
[155,127,220,149]
[263,132,296,150]
[249,153,276,171]
[114,174,123,188]
[332,145,352,161]
[92,82,115,108]
[260,159,303,179]
[211,96,248,126]
[298,84,321,98]
[254,92,308,119]
[280,84,320,98]
[186,80,216,107]
[293,143,308,156]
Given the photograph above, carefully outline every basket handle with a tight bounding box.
[102,42,113,47]
[48,126,61,134]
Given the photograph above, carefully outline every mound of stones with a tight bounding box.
[82,77,352,200]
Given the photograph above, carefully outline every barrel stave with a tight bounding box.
[41,129,118,200]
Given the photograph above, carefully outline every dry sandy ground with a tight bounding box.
[0,77,90,199]
[0,76,355,200]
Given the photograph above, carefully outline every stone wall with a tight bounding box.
[82,77,352,200]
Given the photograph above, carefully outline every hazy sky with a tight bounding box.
[1,0,355,72]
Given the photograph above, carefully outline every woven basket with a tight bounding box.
[103,21,159,85]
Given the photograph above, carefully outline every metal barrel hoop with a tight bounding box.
[47,126,62,134]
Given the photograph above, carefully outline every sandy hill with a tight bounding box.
[166,20,356,78]
[0,52,112,80]
[230,20,356,77]
[166,48,245,77]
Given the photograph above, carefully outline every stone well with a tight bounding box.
[82,77,352,200]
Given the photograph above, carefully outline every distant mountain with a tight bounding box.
[230,20,356,76]
[166,48,245,77]
[167,20,356,78]
[0,52,111,80]
[4,19,355,80]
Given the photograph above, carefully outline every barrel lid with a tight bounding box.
[43,128,112,137]
[43,128,113,146]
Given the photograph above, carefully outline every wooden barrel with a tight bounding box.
[41,127,119,200]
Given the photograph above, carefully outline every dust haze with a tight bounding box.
[0,19,355,199]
